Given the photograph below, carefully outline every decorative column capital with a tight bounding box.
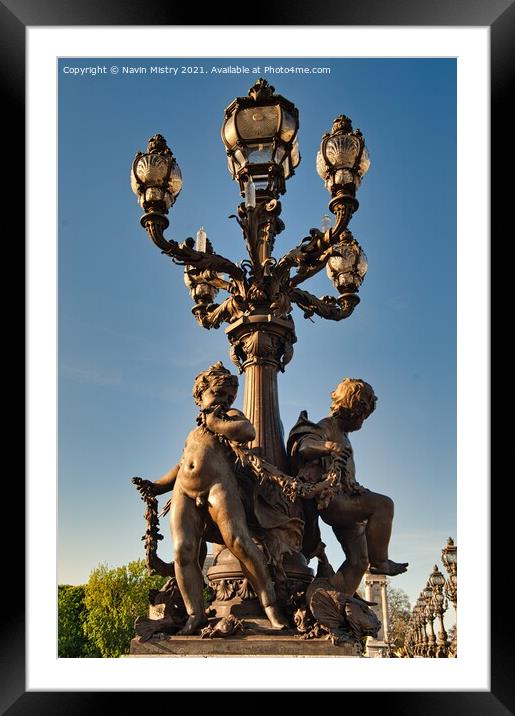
[363,570,388,587]
[225,314,297,374]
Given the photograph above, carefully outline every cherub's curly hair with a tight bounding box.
[192,361,238,406]
[330,378,377,417]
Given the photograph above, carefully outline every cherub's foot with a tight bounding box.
[264,604,288,630]
[369,559,408,576]
[177,613,208,636]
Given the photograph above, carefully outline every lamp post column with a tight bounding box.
[425,605,436,658]
[421,612,429,657]
[430,565,449,658]
[226,315,295,472]
[442,537,457,657]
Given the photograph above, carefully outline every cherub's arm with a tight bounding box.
[153,463,180,493]
[132,463,180,497]
[298,436,351,462]
[204,407,256,443]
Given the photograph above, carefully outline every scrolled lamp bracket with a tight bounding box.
[290,287,359,322]
[132,135,245,284]
[140,211,171,253]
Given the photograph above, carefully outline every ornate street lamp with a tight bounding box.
[442,537,457,656]
[414,605,423,656]
[130,80,373,616]
[416,595,429,657]
[409,605,417,655]
[442,537,457,609]
[429,565,448,657]
[423,582,436,657]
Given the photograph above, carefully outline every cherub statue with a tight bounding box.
[287,377,408,597]
[134,361,290,634]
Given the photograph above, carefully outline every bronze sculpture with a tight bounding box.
[134,362,291,633]
[287,378,408,597]
[132,373,406,648]
[129,81,408,653]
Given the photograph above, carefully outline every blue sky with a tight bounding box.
[58,57,456,609]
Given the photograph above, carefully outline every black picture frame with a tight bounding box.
[8,0,508,712]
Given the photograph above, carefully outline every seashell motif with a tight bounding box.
[135,153,171,184]
[324,133,361,169]
[133,153,183,199]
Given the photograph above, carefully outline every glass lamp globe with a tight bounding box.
[131,134,182,213]
[317,114,369,196]
[222,78,300,197]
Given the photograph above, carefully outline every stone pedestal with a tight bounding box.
[363,571,389,658]
[129,631,362,657]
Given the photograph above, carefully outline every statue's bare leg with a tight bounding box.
[170,489,208,635]
[209,481,288,629]
[320,495,369,595]
[331,521,369,596]
[322,492,407,582]
[364,494,408,576]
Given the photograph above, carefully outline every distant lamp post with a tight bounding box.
[441,537,457,609]
[416,595,429,656]
[423,582,437,657]
[442,537,457,656]
[408,606,417,655]
[414,604,423,656]
[429,565,448,657]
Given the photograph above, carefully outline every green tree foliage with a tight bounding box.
[82,560,166,657]
[58,585,99,657]
[386,584,411,652]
